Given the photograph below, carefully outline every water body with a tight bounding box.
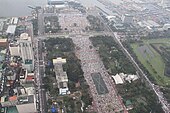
[0,0,118,17]
[0,0,47,17]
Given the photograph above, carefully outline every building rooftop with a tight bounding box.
[17,95,34,105]
[59,88,70,95]
[138,20,160,28]
[20,33,31,41]
[9,96,17,101]
[53,57,66,64]
[6,25,16,34]
[0,38,7,42]
[112,74,124,84]
[0,21,4,31]
[9,46,19,56]
[7,106,19,113]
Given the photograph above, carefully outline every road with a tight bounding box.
[97,11,170,112]
[34,39,47,113]
[35,31,111,39]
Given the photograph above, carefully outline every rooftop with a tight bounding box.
[7,106,19,113]
[17,95,34,105]
[53,57,66,64]
[112,74,124,84]
[59,88,70,95]
[6,25,16,34]
[0,38,7,42]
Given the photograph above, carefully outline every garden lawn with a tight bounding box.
[131,38,170,86]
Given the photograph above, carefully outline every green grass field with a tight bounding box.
[131,38,170,86]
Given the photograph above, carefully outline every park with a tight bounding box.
[131,38,170,86]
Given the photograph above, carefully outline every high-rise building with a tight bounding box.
[9,33,34,72]
[18,33,34,72]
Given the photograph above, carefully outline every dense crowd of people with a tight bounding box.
[58,10,89,34]
[72,36,125,113]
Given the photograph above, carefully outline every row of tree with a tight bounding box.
[90,35,136,75]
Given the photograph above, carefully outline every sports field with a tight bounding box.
[131,38,170,86]
[91,73,109,95]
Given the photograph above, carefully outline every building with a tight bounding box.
[112,74,124,84]
[121,14,134,24]
[47,0,66,9]
[9,33,34,72]
[9,43,20,56]
[124,74,139,83]
[10,17,18,25]
[48,0,65,5]
[6,25,16,34]
[0,39,8,47]
[113,73,139,84]
[0,88,37,113]
[138,20,161,31]
[0,20,4,34]
[19,68,28,83]
[0,18,7,35]
[53,57,70,95]
[16,94,37,113]
[25,73,34,83]
[18,33,34,72]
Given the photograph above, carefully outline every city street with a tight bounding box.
[34,39,47,113]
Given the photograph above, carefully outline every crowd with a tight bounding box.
[154,85,170,112]
[72,36,125,113]
[58,10,89,35]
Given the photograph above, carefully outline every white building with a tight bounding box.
[113,73,139,84]
[9,33,34,72]
[53,57,70,95]
[18,33,34,72]
[112,74,124,84]
[10,17,18,25]
[9,43,20,56]
[6,25,16,34]
[0,20,4,32]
